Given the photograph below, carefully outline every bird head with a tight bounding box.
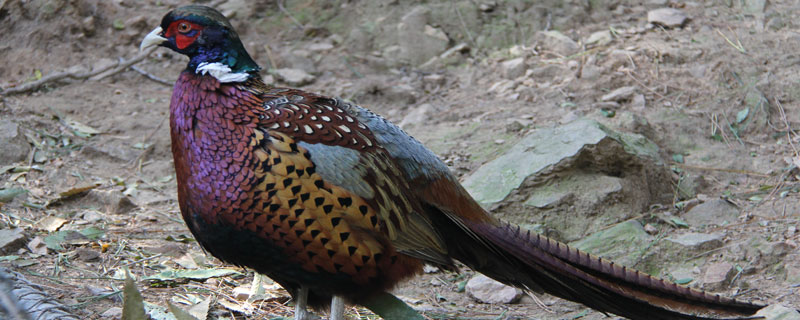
[140,5,260,80]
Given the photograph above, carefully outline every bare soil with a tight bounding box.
[1,1,798,319]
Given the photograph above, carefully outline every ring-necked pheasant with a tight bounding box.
[140,5,766,320]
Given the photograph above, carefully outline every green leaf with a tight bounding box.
[600,108,615,118]
[34,70,43,80]
[43,231,68,250]
[66,119,101,137]
[0,188,28,203]
[671,154,684,163]
[143,268,240,281]
[80,226,105,240]
[674,277,693,285]
[670,217,690,228]
[113,19,125,30]
[736,107,749,123]
[362,291,424,320]
[168,302,199,320]
[123,270,147,320]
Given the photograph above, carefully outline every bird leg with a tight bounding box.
[294,286,309,320]
[329,295,345,320]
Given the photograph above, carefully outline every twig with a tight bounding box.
[277,0,305,30]
[453,1,475,47]
[672,163,769,177]
[130,65,172,86]
[1,47,157,95]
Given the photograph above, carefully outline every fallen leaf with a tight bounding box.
[143,268,241,281]
[122,270,146,320]
[35,216,68,232]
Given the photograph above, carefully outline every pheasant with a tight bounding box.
[140,5,766,320]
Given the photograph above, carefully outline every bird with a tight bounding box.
[139,5,766,320]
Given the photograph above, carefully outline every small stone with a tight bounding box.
[632,94,646,109]
[494,139,505,145]
[501,57,526,79]
[423,74,445,86]
[488,80,516,94]
[101,307,123,319]
[0,228,27,254]
[384,84,418,105]
[232,285,251,300]
[273,68,316,86]
[536,31,579,56]
[466,274,522,304]
[666,232,724,251]
[702,262,735,289]
[399,103,432,129]
[785,258,800,283]
[27,236,48,255]
[307,41,334,52]
[76,248,101,262]
[601,86,637,102]
[754,304,800,320]
[0,120,31,166]
[644,223,658,235]
[647,8,688,28]
[684,199,739,227]
[585,30,612,47]
[423,265,439,273]
[478,1,497,12]
[86,189,137,215]
[82,16,96,36]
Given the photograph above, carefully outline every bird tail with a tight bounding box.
[434,211,764,320]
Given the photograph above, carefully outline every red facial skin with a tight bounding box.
[164,20,204,49]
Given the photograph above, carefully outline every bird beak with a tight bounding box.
[140,26,166,52]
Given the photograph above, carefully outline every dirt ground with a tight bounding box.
[1,0,799,319]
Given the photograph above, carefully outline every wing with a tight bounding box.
[255,88,453,268]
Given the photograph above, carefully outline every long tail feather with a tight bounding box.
[422,199,765,320]
[464,220,764,319]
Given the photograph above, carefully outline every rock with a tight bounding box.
[755,304,800,320]
[601,86,637,102]
[100,307,123,319]
[463,119,663,207]
[399,103,433,129]
[385,84,418,105]
[665,232,724,252]
[462,119,670,241]
[585,30,612,47]
[785,257,800,283]
[487,79,516,94]
[675,174,708,200]
[85,189,136,215]
[742,0,767,14]
[683,199,739,227]
[82,16,96,36]
[466,274,522,304]
[396,6,450,65]
[702,262,735,289]
[501,57,526,79]
[307,41,334,52]
[631,94,646,109]
[76,248,101,262]
[0,228,27,255]
[536,31,579,56]
[219,0,254,19]
[273,68,316,86]
[0,120,30,166]
[647,8,688,28]
[571,220,653,266]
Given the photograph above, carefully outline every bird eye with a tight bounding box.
[177,22,191,33]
